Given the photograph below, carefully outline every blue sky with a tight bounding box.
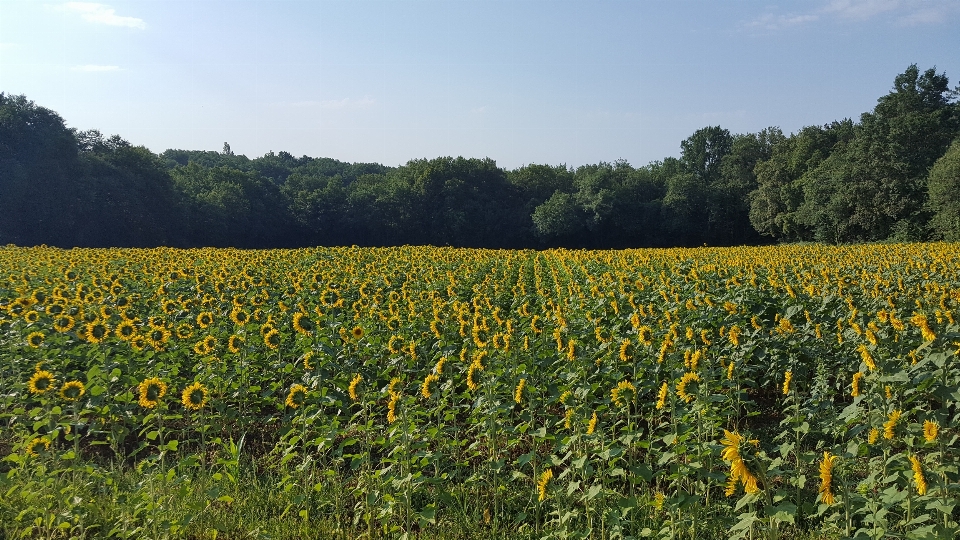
[1,0,958,169]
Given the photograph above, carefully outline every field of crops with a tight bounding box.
[1,243,959,539]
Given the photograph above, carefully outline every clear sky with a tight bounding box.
[1,0,958,170]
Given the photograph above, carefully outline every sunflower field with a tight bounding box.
[1,243,959,539]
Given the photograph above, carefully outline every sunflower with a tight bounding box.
[60,380,86,402]
[196,311,214,329]
[537,468,553,502]
[720,430,760,495]
[138,377,167,409]
[130,335,146,351]
[181,382,208,411]
[611,380,635,407]
[147,327,171,350]
[421,373,439,399]
[348,374,362,402]
[84,320,109,344]
[147,316,166,329]
[193,339,210,356]
[264,328,281,349]
[115,320,137,341]
[26,331,44,348]
[28,369,56,394]
[285,384,307,409]
[230,308,249,326]
[292,312,313,335]
[883,409,902,440]
[53,314,75,333]
[162,300,178,315]
[351,326,364,340]
[24,310,40,323]
[851,372,863,397]
[910,455,927,495]
[26,436,51,457]
[923,420,939,443]
[176,323,194,340]
[818,451,838,505]
[228,334,244,354]
[586,411,598,435]
[676,372,701,403]
[514,378,526,404]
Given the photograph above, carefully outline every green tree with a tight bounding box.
[927,139,960,240]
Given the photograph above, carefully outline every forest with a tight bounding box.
[1,64,958,249]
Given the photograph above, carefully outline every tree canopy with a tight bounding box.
[2,64,957,249]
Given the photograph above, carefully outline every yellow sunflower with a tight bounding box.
[228,334,244,354]
[26,436,51,457]
[292,312,313,335]
[264,328,281,349]
[230,308,249,326]
[84,320,109,344]
[27,369,56,395]
[181,382,208,411]
[26,331,44,348]
[676,372,701,403]
[60,380,86,402]
[285,383,307,408]
[53,314,75,333]
[115,320,137,341]
[137,377,168,409]
[196,311,214,329]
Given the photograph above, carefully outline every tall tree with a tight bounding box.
[927,139,960,240]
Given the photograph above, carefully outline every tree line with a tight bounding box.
[2,64,958,249]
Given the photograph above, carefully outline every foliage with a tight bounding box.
[1,243,959,538]
[1,64,959,250]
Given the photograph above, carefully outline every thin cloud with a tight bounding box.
[745,0,950,29]
[71,64,121,72]
[745,13,819,30]
[822,0,902,19]
[60,3,146,29]
[899,5,950,25]
[286,97,377,110]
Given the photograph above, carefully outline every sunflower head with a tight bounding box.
[53,315,75,333]
[60,380,86,402]
[228,334,244,354]
[176,323,193,339]
[116,320,137,340]
[181,382,208,411]
[230,308,249,326]
[138,377,168,409]
[676,372,701,403]
[26,436,51,457]
[351,326,364,339]
[85,321,109,344]
[293,312,314,335]
[264,328,281,349]
[285,384,307,408]
[27,331,45,348]
[28,369,56,394]
[197,312,213,328]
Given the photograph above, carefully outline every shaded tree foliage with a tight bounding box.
[2,64,958,249]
